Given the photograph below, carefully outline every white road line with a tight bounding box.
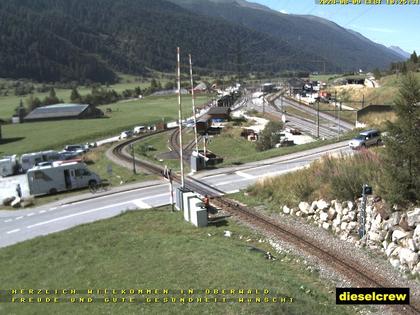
[235,171,255,179]
[225,190,240,194]
[141,193,169,201]
[27,213,35,217]
[132,199,151,209]
[49,207,57,211]
[26,201,132,229]
[64,184,169,206]
[201,173,228,180]
[15,216,24,220]
[39,210,46,214]
[4,219,12,223]
[213,177,254,187]
[6,229,20,234]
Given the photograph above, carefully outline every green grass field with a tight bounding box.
[0,208,357,315]
[0,94,211,156]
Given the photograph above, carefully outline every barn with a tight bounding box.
[24,104,104,122]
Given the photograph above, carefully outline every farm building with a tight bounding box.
[24,104,104,122]
[207,107,231,121]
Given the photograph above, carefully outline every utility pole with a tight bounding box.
[130,144,136,175]
[176,47,185,188]
[189,54,199,153]
[164,165,174,212]
[337,101,341,140]
[316,99,320,138]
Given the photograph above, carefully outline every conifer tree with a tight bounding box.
[383,72,420,205]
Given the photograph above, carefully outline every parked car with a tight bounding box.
[133,126,146,134]
[349,129,381,149]
[64,144,88,154]
[119,130,133,139]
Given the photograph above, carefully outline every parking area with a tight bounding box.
[0,175,30,200]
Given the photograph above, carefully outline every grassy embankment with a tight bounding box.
[0,207,357,315]
[0,94,212,156]
[236,149,384,212]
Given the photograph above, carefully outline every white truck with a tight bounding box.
[20,150,62,172]
[27,161,101,196]
[0,155,18,177]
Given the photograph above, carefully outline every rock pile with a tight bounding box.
[282,198,420,275]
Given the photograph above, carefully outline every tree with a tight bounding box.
[70,87,81,103]
[256,121,284,151]
[383,72,420,205]
[410,51,418,64]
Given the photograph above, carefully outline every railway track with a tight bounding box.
[112,130,419,315]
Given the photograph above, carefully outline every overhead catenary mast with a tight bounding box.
[177,47,185,188]
[189,54,199,153]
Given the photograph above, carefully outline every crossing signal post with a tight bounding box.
[359,184,372,239]
[163,165,174,212]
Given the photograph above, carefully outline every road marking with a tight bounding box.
[225,190,240,194]
[15,216,24,220]
[39,210,46,214]
[235,171,255,179]
[6,229,20,234]
[4,219,12,223]
[141,193,169,201]
[132,199,151,209]
[213,177,254,187]
[201,173,228,180]
[49,207,57,211]
[26,201,132,229]
[63,184,169,206]
[27,213,35,217]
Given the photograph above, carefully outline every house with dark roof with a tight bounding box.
[207,107,231,120]
[24,104,104,122]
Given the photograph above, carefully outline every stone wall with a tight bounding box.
[282,198,420,275]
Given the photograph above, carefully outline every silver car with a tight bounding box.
[349,129,381,149]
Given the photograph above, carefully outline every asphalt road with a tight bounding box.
[0,141,351,248]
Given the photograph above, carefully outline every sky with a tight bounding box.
[253,0,419,54]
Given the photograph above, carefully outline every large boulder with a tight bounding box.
[389,211,401,226]
[399,248,419,270]
[2,196,16,206]
[334,201,343,215]
[298,202,311,215]
[392,230,408,242]
[319,212,329,222]
[322,222,330,230]
[282,205,290,215]
[386,243,398,257]
[327,208,337,221]
[407,208,420,227]
[316,199,330,211]
[347,201,355,211]
[368,231,383,243]
[347,222,358,232]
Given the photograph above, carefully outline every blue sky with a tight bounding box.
[253,0,419,54]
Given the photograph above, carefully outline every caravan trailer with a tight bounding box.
[27,161,101,196]
[0,155,18,177]
[20,150,62,172]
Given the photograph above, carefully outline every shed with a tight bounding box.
[24,104,104,122]
[207,107,231,120]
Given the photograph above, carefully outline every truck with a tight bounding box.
[20,150,62,172]
[0,155,18,177]
[27,161,101,196]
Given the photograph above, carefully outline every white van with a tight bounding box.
[133,125,146,134]
[27,161,101,196]
[20,150,62,172]
[0,155,18,177]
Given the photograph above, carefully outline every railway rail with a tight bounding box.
[111,128,419,315]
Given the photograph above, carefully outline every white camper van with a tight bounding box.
[20,150,62,172]
[0,155,18,177]
[27,161,101,196]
